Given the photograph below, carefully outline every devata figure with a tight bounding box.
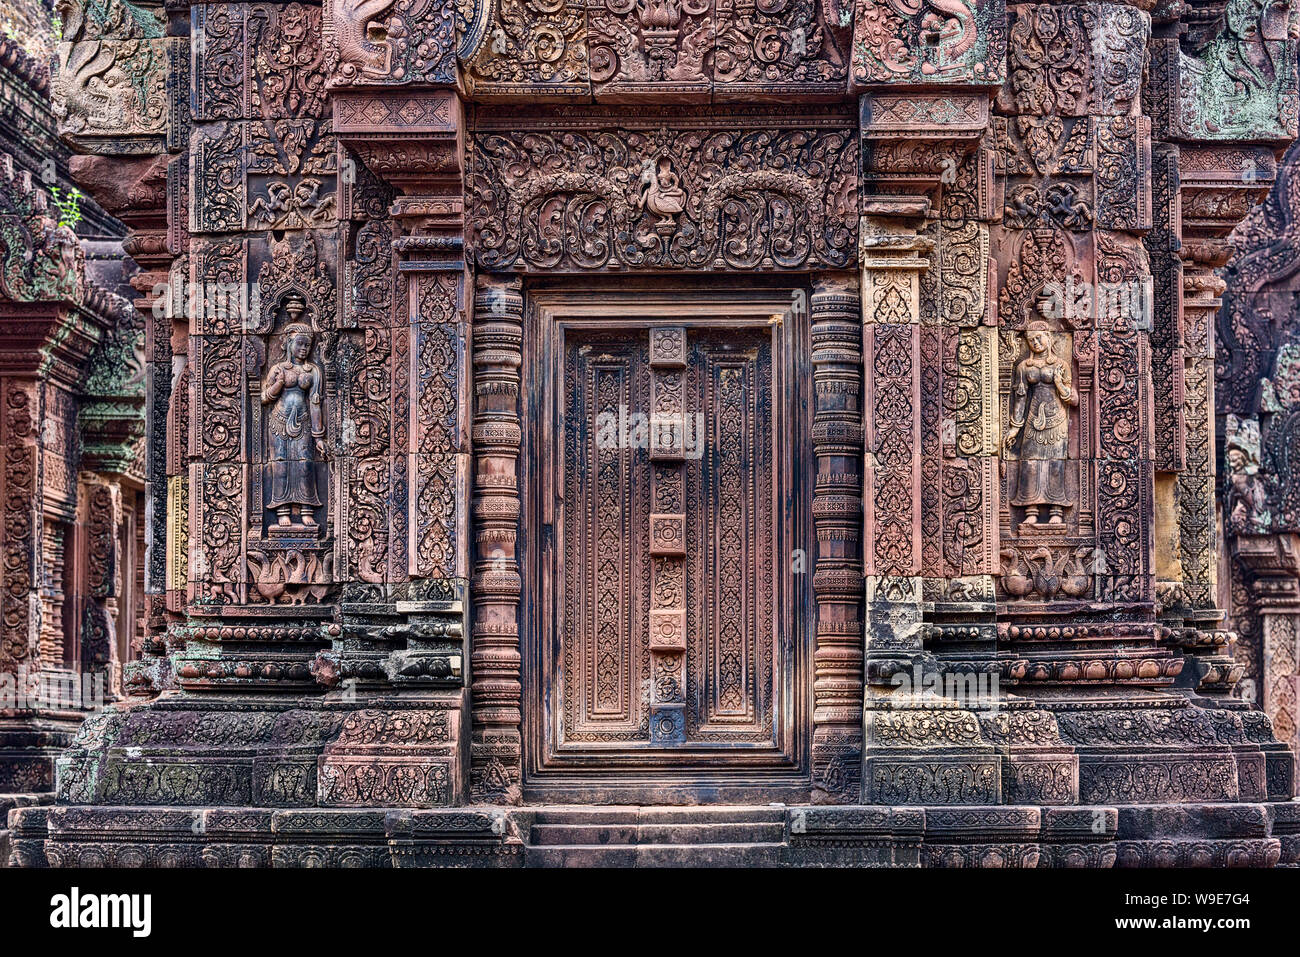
[262,300,325,528]
[1005,308,1077,528]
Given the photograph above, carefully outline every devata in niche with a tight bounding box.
[1005,296,1077,529]
[262,299,325,529]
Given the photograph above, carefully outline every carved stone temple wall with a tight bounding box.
[5,0,1300,867]
[1218,44,1300,767]
[0,0,148,864]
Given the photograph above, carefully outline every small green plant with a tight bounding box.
[52,10,63,41]
[49,186,83,231]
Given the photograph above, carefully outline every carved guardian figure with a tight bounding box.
[1005,304,1076,527]
[261,303,325,528]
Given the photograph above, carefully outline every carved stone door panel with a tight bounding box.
[525,292,809,798]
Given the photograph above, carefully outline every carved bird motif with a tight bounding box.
[1000,547,1033,599]
[246,551,287,603]
[918,0,978,76]
[1058,547,1093,599]
[1030,545,1064,600]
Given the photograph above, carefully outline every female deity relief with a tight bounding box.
[261,297,325,530]
[1004,295,1077,529]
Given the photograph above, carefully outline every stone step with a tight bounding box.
[530,823,640,846]
[530,821,786,846]
[637,806,786,826]
[523,842,786,868]
[634,843,786,868]
[528,805,786,826]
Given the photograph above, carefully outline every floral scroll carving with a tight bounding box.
[468,113,857,271]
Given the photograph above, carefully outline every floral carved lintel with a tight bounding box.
[468,116,858,271]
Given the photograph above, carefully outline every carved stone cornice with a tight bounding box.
[332,89,464,242]
[0,307,98,386]
[860,92,991,206]
[1236,532,1300,610]
[1178,145,1278,270]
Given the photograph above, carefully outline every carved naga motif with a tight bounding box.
[327,0,397,83]
[52,0,168,142]
[325,0,457,85]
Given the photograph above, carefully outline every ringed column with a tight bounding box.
[809,275,866,803]
[469,276,524,804]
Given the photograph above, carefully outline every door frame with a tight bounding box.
[519,277,816,804]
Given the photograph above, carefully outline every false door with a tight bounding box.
[530,296,808,796]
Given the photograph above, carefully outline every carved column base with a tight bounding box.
[863,695,1001,806]
[811,727,863,805]
[469,728,522,806]
[0,712,85,797]
[317,700,464,807]
[19,805,519,868]
[1044,696,1293,804]
[978,704,1080,806]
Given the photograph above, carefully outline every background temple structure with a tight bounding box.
[1,0,1299,867]
[0,0,147,862]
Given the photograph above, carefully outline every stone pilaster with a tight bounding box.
[1236,534,1300,784]
[859,195,1000,804]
